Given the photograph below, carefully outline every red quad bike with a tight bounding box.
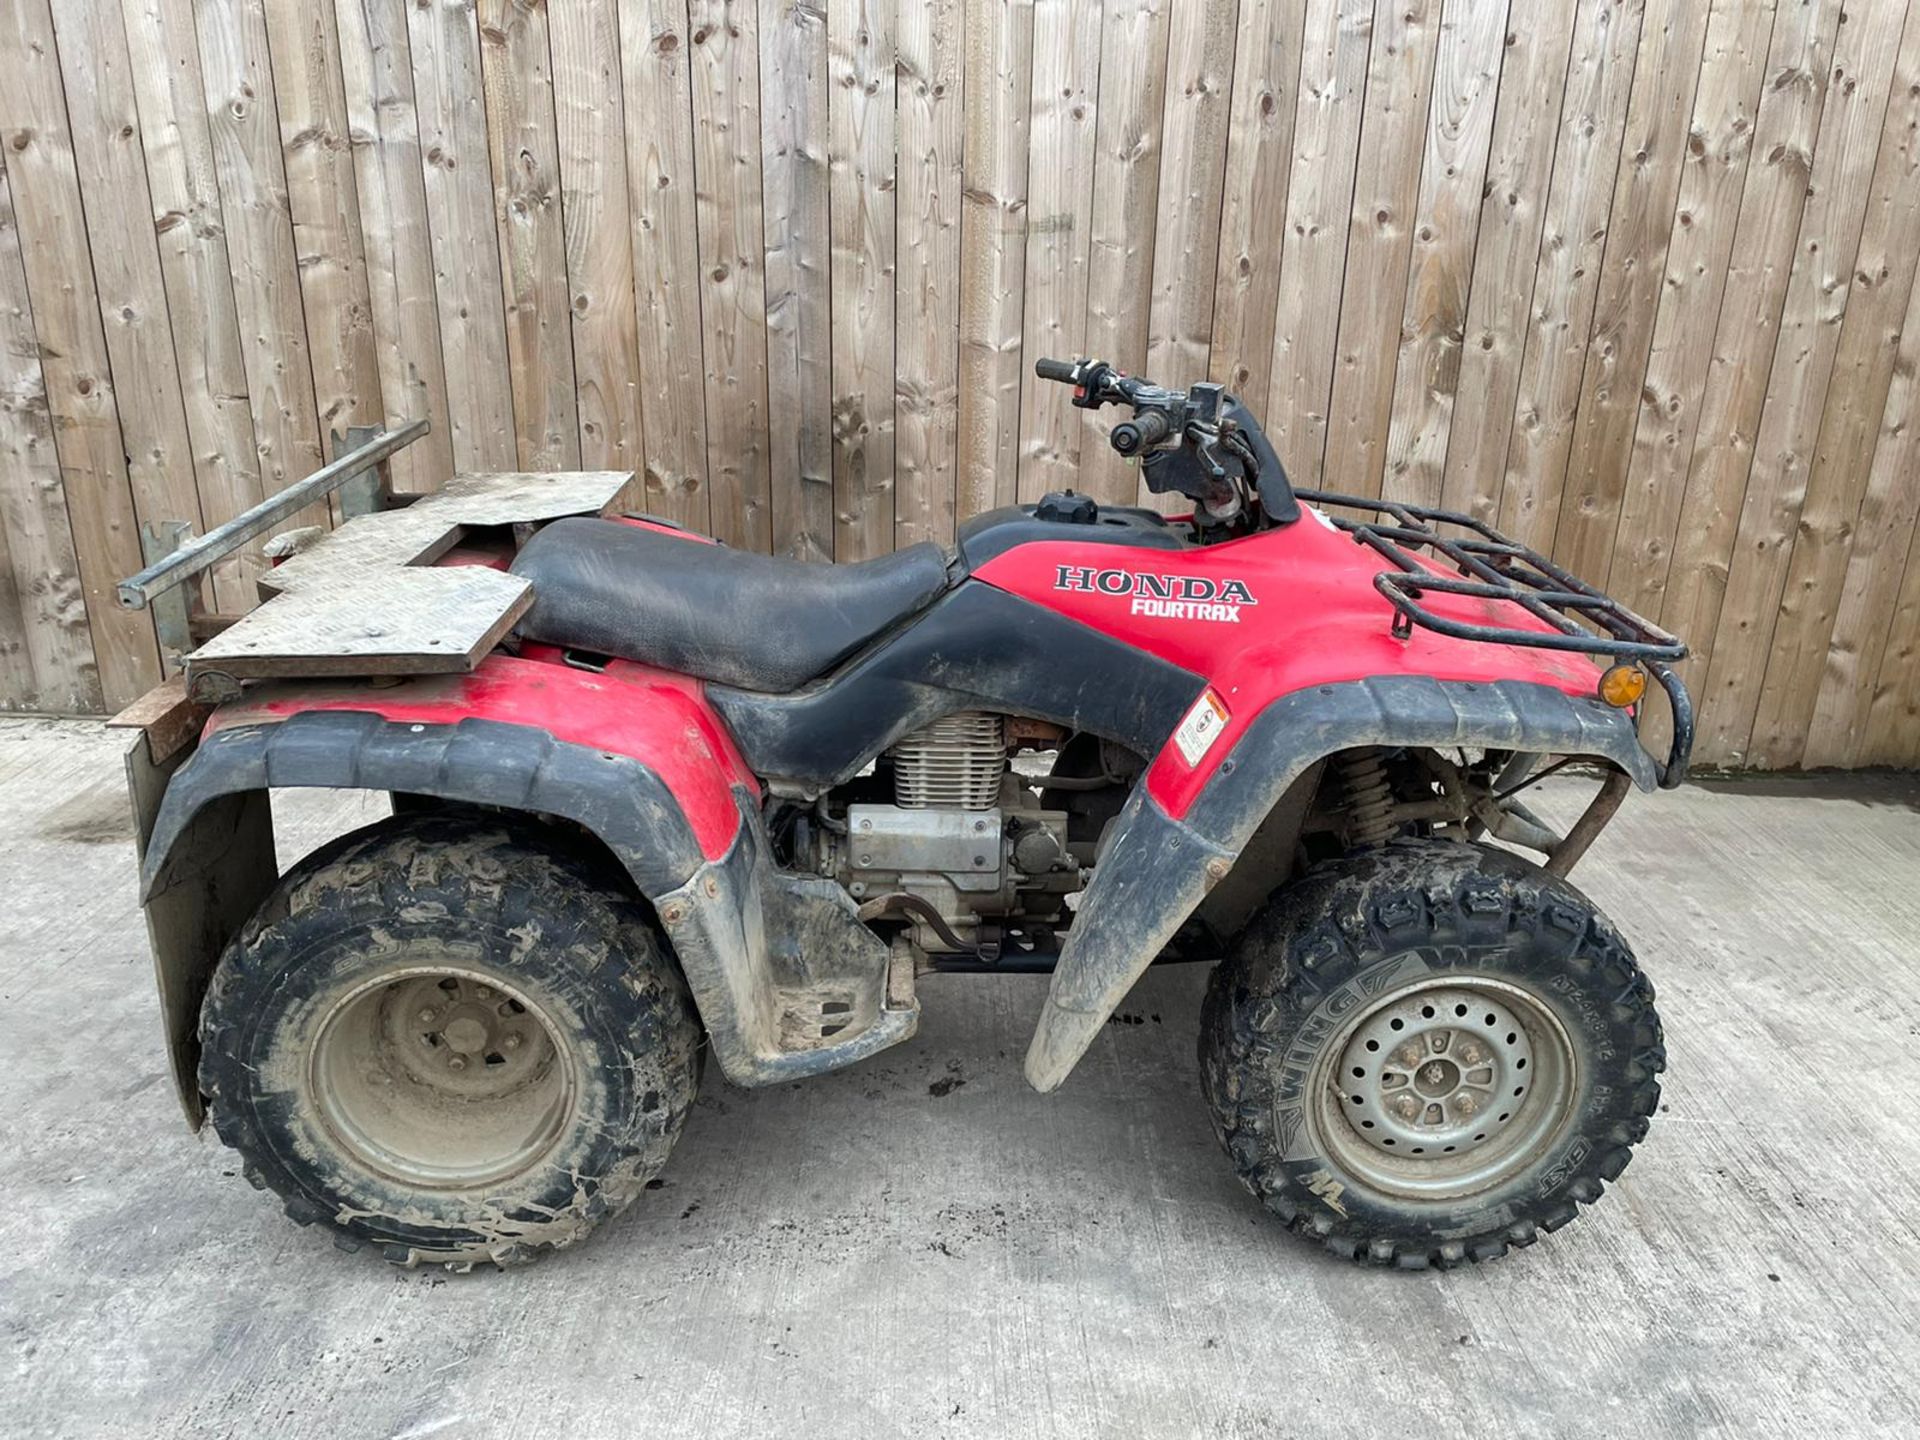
[116,358,1691,1271]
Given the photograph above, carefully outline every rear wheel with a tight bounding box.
[199,813,702,1268]
[1199,839,1663,1267]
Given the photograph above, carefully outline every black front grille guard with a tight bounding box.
[1294,489,1694,787]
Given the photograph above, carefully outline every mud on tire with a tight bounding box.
[1198,838,1664,1269]
[198,812,703,1269]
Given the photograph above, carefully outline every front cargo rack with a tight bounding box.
[1294,489,1694,787]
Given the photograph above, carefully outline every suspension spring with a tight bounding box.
[1339,749,1397,848]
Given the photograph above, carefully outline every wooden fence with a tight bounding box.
[3,0,1920,770]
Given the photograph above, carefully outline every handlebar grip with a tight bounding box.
[1111,408,1174,457]
[1034,357,1080,383]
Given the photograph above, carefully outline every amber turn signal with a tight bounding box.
[1598,664,1647,709]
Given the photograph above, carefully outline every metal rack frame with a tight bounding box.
[1295,488,1694,786]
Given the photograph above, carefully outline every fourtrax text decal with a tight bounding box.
[1053,564,1257,623]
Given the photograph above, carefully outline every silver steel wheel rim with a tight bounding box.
[1306,975,1579,1202]
[310,965,578,1191]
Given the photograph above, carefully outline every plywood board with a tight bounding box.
[188,566,534,679]
[260,471,633,595]
[187,469,629,681]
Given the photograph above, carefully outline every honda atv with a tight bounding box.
[114,358,1690,1271]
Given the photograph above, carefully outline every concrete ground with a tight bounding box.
[2,716,1918,1439]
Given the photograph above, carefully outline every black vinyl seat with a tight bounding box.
[510,518,953,692]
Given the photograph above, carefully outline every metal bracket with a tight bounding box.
[332,424,394,520]
[139,519,200,661]
[117,418,429,615]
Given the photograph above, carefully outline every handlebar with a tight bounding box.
[1110,410,1173,457]
[1035,356,1167,455]
[1032,355,1300,528]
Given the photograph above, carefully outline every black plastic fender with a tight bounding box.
[142,711,714,905]
[1023,676,1661,1091]
[139,712,727,1125]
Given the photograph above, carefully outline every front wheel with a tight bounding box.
[1199,839,1664,1268]
[198,813,703,1269]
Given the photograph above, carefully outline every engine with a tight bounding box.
[800,712,1083,953]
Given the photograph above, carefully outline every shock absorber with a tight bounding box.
[1339,749,1397,849]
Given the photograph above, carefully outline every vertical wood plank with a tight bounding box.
[1652,0,1840,729]
[1863,498,1920,763]
[0,0,1915,751]
[619,0,711,529]
[407,0,518,472]
[1014,0,1101,501]
[1803,254,1920,766]
[1320,0,1445,498]
[760,0,833,558]
[120,0,267,595]
[1077,0,1174,502]
[549,0,645,486]
[1552,0,1714,575]
[263,0,385,459]
[690,0,773,552]
[1379,0,1508,507]
[1208,0,1307,407]
[1750,7,1920,767]
[955,0,1034,522]
[1695,0,1907,765]
[197,0,332,512]
[1605,0,1776,616]
[0,411,32,705]
[48,0,209,617]
[0,152,100,712]
[1266,0,1371,493]
[1493,0,1645,551]
[896,0,964,545]
[333,0,459,495]
[0,0,160,706]
[827,0,895,558]
[0,154,38,706]
[1144,0,1241,394]
[479,0,581,471]
[1437,0,1579,518]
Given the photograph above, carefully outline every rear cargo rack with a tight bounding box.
[1294,490,1694,786]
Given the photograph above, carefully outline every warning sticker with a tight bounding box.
[1174,688,1230,767]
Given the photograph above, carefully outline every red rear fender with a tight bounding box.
[205,652,758,861]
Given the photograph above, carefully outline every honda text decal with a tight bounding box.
[1053,564,1257,623]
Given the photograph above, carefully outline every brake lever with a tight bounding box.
[1188,424,1229,481]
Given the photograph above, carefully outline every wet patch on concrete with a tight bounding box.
[37,784,134,844]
